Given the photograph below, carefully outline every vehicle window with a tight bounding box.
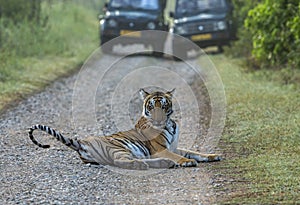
[110,0,159,10]
[175,0,227,17]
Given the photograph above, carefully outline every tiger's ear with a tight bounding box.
[166,88,175,97]
[139,88,150,100]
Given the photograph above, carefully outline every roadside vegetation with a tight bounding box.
[0,0,103,112]
[213,1,300,203]
[209,55,299,203]
[228,0,300,73]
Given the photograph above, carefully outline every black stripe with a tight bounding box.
[47,128,52,135]
[69,139,76,148]
[59,133,66,144]
[89,140,108,163]
[52,129,57,137]
[165,127,173,136]
[156,140,166,147]
[133,140,149,156]
[162,133,171,144]
[28,129,33,135]
[114,138,128,146]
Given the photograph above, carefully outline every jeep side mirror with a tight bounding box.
[169,11,174,18]
[103,3,108,12]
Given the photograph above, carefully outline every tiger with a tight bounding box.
[28,89,221,170]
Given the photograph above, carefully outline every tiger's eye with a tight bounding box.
[147,103,154,110]
[162,102,169,109]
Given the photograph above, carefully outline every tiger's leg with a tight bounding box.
[142,158,177,169]
[151,149,198,167]
[79,147,150,170]
[78,138,149,169]
[175,148,222,162]
[113,152,150,170]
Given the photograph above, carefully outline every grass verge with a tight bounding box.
[208,55,300,204]
[0,1,102,112]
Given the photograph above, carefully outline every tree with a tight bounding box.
[245,0,300,69]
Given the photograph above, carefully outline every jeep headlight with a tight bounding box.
[108,19,117,27]
[217,21,226,30]
[147,22,156,30]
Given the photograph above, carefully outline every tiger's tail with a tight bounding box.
[28,124,81,151]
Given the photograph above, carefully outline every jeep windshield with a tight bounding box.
[109,0,159,11]
[175,0,227,18]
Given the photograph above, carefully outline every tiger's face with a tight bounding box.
[140,89,175,126]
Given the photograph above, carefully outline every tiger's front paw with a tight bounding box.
[177,158,198,167]
[206,154,222,162]
[198,154,222,162]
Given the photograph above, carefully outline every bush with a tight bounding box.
[225,0,261,58]
[0,1,102,58]
[0,0,101,83]
[0,0,41,24]
[245,0,300,69]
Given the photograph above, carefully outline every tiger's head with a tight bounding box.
[139,89,175,126]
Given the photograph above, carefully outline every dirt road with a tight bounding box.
[0,50,222,204]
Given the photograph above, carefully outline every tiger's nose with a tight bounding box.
[151,107,167,124]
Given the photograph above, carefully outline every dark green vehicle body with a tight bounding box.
[170,0,237,58]
[99,0,168,55]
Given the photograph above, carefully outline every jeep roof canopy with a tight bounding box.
[107,0,166,11]
[175,0,229,18]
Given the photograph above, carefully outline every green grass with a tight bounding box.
[0,1,102,112]
[209,55,300,203]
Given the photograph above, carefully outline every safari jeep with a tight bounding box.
[99,0,168,56]
[170,0,237,59]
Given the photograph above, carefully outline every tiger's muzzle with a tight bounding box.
[150,107,168,126]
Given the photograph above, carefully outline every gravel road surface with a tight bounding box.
[0,49,221,204]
